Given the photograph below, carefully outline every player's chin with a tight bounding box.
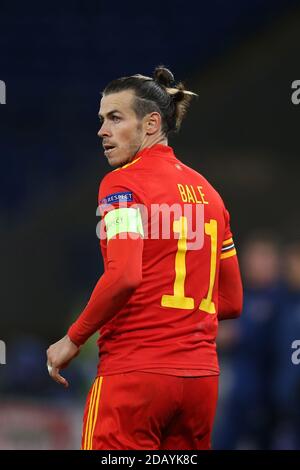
[104,148,119,167]
[107,155,121,167]
[107,151,129,168]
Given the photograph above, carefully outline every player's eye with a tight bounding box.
[112,115,121,123]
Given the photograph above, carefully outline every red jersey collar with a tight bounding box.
[134,144,175,160]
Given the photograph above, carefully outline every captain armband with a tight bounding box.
[104,207,144,241]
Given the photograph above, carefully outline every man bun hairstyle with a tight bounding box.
[103,65,197,135]
[153,66,175,87]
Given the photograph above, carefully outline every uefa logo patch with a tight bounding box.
[100,191,133,205]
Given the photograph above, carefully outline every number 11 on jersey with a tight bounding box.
[161,217,217,314]
[161,217,194,309]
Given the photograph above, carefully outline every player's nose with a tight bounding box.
[98,122,111,138]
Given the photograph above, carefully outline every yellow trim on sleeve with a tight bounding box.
[223,237,233,246]
[220,248,237,260]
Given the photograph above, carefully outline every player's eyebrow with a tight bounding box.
[98,109,122,120]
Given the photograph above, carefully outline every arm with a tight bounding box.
[47,173,144,385]
[68,234,143,345]
[47,233,143,386]
[218,255,243,321]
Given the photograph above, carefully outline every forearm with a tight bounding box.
[218,256,243,321]
[218,291,242,320]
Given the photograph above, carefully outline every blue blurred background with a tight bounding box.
[1,0,300,449]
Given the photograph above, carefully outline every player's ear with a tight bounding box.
[145,112,161,135]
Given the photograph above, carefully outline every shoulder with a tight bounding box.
[100,156,144,188]
[190,164,229,220]
[100,169,123,188]
[185,162,225,207]
[98,171,131,203]
[98,165,147,206]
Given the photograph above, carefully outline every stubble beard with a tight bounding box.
[112,124,143,168]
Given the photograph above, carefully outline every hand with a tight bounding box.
[46,335,80,388]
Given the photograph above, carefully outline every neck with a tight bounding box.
[139,132,168,152]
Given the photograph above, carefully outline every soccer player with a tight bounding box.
[47,66,243,450]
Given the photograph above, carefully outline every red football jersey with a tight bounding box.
[97,144,237,376]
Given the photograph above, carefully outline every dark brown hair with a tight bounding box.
[102,66,197,135]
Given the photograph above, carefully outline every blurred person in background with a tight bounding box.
[271,241,300,449]
[46,66,243,450]
[214,235,281,449]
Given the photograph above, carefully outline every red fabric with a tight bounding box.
[69,144,243,376]
[82,372,218,450]
[218,255,243,321]
[94,144,241,376]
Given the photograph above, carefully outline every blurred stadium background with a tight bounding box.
[1,0,300,449]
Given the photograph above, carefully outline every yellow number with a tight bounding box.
[161,216,194,309]
[199,219,217,314]
[161,217,218,314]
